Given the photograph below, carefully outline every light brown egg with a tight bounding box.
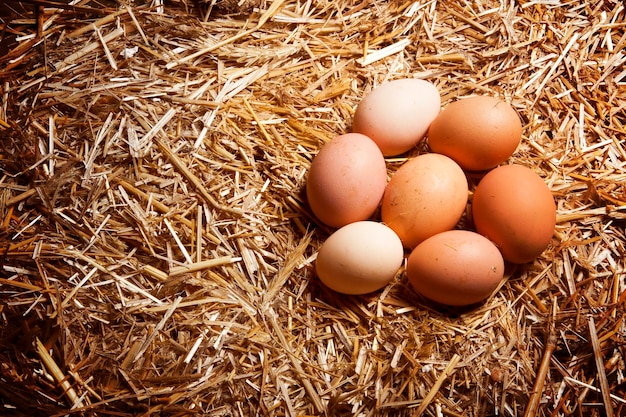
[352,78,441,156]
[471,164,556,263]
[406,230,505,306]
[381,153,468,249]
[427,96,522,171]
[306,133,387,228]
[315,221,404,295]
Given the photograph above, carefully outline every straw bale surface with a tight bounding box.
[0,0,625,416]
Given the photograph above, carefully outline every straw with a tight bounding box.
[0,1,624,415]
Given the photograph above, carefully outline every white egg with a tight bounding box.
[352,78,441,156]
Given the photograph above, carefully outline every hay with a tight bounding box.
[0,0,624,416]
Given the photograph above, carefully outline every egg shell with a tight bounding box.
[306,133,387,228]
[381,153,469,249]
[352,78,441,156]
[471,164,556,264]
[406,230,505,306]
[427,96,522,171]
[315,221,404,295]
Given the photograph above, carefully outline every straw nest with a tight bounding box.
[1,0,625,416]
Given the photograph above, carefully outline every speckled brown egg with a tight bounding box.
[380,153,468,249]
[427,96,522,171]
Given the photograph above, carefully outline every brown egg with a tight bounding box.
[381,153,468,249]
[407,230,505,306]
[428,96,522,171]
[306,133,387,228]
[471,164,556,263]
[352,78,441,156]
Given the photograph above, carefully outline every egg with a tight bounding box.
[406,230,505,306]
[306,133,387,228]
[471,164,556,263]
[381,153,468,249]
[352,78,441,156]
[315,221,404,295]
[427,96,522,171]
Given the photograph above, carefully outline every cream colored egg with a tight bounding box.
[315,221,404,295]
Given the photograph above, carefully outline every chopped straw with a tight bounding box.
[0,0,625,416]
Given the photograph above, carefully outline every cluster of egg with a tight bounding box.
[307,79,556,306]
